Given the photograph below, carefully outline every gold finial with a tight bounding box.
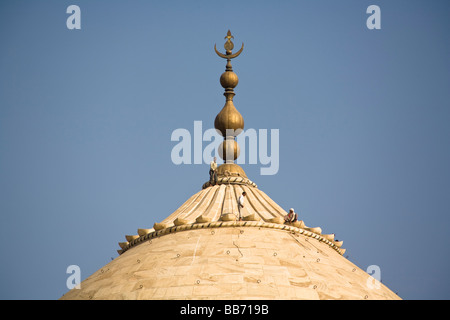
[213,31,246,178]
[214,30,244,60]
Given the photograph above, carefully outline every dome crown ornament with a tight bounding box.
[213,31,246,177]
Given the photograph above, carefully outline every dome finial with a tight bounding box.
[213,31,246,179]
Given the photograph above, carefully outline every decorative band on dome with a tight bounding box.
[202,176,257,189]
[119,220,345,256]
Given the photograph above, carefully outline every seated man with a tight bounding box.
[284,208,297,223]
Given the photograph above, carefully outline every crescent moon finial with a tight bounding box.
[214,30,244,60]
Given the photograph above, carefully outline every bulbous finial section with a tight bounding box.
[218,139,240,163]
[214,100,244,137]
[220,71,239,89]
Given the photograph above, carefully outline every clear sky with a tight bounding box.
[0,0,449,300]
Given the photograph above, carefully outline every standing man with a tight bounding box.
[238,191,246,221]
[209,157,218,186]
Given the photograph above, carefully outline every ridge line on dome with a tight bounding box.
[253,187,287,217]
[161,189,204,224]
[242,185,273,219]
[203,186,222,220]
[184,187,215,218]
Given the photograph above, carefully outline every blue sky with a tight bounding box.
[0,0,449,299]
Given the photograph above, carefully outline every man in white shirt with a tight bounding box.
[238,191,246,221]
[209,157,217,186]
